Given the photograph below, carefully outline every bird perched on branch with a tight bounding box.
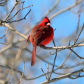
[27,17,54,66]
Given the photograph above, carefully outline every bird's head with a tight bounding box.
[39,17,50,26]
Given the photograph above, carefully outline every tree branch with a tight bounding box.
[40,68,84,84]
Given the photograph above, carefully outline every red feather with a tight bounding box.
[27,17,54,66]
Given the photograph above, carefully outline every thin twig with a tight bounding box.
[70,48,84,59]
[18,61,25,84]
[74,23,84,44]
[7,5,32,21]
[14,44,58,67]
[2,23,27,39]
[40,43,84,50]
[4,1,25,21]
[40,68,84,84]
[49,39,57,79]
[3,9,31,23]
[44,0,60,17]
[0,29,9,39]
[49,0,83,20]
[40,67,47,80]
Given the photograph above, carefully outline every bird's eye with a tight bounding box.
[44,22,48,26]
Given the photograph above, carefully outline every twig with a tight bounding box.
[74,12,80,44]
[15,41,29,61]
[14,44,58,67]
[2,23,27,39]
[7,5,32,21]
[74,23,84,44]
[49,39,57,79]
[0,0,8,6]
[4,1,25,21]
[40,43,84,50]
[49,0,83,20]
[5,64,12,83]
[0,44,12,54]
[0,65,60,80]
[18,61,25,84]
[77,40,84,44]
[70,48,84,59]
[44,0,60,17]
[0,0,9,39]
[0,29,9,39]
[47,64,49,79]
[0,63,84,81]
[0,42,8,45]
[40,67,47,80]
[3,9,31,23]
[54,51,72,71]
[40,68,84,84]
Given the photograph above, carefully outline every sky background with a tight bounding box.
[0,0,84,84]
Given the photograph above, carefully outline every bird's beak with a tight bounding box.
[47,23,50,26]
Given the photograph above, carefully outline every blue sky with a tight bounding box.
[0,0,84,84]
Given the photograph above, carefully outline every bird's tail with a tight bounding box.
[31,45,36,66]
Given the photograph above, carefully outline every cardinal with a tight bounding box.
[27,17,54,66]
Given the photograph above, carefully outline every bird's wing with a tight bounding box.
[34,26,52,45]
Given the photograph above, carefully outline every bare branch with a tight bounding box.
[40,67,48,80]
[49,39,57,79]
[70,48,84,59]
[18,61,25,84]
[49,0,83,20]
[0,0,8,6]
[2,23,27,39]
[4,1,25,21]
[0,29,9,39]
[40,68,84,84]
[41,43,84,50]
[44,0,60,17]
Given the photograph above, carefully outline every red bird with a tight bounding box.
[27,17,54,66]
